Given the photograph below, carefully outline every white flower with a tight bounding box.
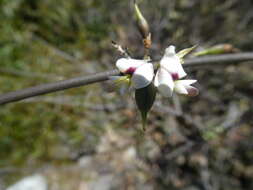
[154,67,174,97]
[160,45,187,80]
[116,58,154,89]
[154,45,186,97]
[154,45,198,97]
[174,80,199,96]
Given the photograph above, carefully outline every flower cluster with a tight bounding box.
[114,45,198,130]
[115,45,198,97]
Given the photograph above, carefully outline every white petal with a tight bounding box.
[131,63,154,89]
[177,80,197,86]
[164,45,176,56]
[154,69,159,87]
[116,58,146,73]
[174,80,197,95]
[174,81,188,95]
[154,68,174,97]
[160,56,187,79]
[176,62,187,78]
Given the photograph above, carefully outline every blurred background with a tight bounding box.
[0,0,253,189]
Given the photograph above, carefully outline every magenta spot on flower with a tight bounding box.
[125,67,137,75]
[171,73,179,80]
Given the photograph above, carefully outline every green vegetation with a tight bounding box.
[0,0,253,189]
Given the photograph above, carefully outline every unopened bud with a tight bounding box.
[194,44,239,56]
[134,1,150,38]
[135,83,156,131]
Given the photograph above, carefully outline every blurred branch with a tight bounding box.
[220,102,242,130]
[184,53,253,66]
[0,52,253,105]
[166,141,194,160]
[0,69,119,105]
[111,41,131,58]
[22,96,126,111]
[0,68,61,80]
[32,34,80,63]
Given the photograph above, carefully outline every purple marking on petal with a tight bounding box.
[186,87,199,97]
[125,67,137,75]
[171,73,179,80]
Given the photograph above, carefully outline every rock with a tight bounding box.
[87,175,115,190]
[6,174,47,190]
[78,155,93,168]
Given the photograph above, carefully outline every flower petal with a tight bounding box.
[174,82,188,95]
[177,62,187,78]
[131,63,154,89]
[154,68,174,97]
[160,56,187,79]
[174,80,198,95]
[185,86,199,97]
[176,79,197,86]
[164,45,176,56]
[116,58,146,73]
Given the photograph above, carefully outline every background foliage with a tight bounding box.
[0,0,253,189]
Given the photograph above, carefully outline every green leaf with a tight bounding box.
[135,83,156,131]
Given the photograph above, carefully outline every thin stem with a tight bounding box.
[0,53,253,105]
[0,70,119,105]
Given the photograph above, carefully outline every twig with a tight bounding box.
[0,53,253,105]
[22,96,126,111]
[220,102,241,130]
[0,69,119,105]
[165,141,194,160]
[32,34,80,63]
[0,68,61,80]
[184,53,253,66]
[111,41,130,58]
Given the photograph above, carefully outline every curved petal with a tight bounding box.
[154,68,160,87]
[174,80,198,95]
[176,62,187,78]
[161,56,187,79]
[154,68,174,97]
[164,45,176,56]
[161,45,187,79]
[174,82,188,95]
[131,63,154,89]
[185,86,199,97]
[177,80,197,86]
[116,58,146,73]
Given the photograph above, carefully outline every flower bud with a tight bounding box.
[134,1,150,39]
[193,44,238,56]
[135,83,156,131]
